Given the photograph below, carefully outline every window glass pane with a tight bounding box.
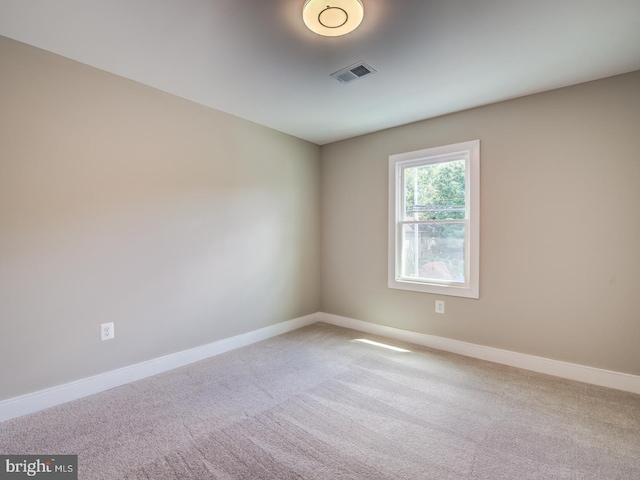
[401,223,466,283]
[404,160,466,221]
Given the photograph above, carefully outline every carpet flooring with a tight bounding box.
[1,323,639,479]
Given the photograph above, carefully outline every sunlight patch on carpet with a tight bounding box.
[353,339,411,353]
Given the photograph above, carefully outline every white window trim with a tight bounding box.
[388,140,480,299]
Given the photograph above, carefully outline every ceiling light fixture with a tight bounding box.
[303,0,364,37]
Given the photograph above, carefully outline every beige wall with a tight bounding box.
[2,34,639,403]
[0,36,321,400]
[321,71,640,376]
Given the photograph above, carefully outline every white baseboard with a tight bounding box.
[319,313,640,395]
[3,311,638,423]
[0,313,321,423]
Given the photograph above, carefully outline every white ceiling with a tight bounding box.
[1,0,639,145]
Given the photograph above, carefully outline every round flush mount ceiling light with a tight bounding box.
[303,0,364,37]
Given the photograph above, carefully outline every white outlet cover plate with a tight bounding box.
[435,301,445,314]
[101,322,115,341]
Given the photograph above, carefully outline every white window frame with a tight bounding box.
[388,140,480,299]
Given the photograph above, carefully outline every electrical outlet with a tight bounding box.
[100,322,115,341]
[435,300,445,314]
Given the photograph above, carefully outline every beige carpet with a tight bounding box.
[1,323,639,479]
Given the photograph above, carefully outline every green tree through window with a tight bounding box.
[403,160,466,281]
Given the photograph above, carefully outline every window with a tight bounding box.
[388,140,479,298]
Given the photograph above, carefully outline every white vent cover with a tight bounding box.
[330,61,377,84]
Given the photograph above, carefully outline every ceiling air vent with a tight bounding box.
[330,61,377,84]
